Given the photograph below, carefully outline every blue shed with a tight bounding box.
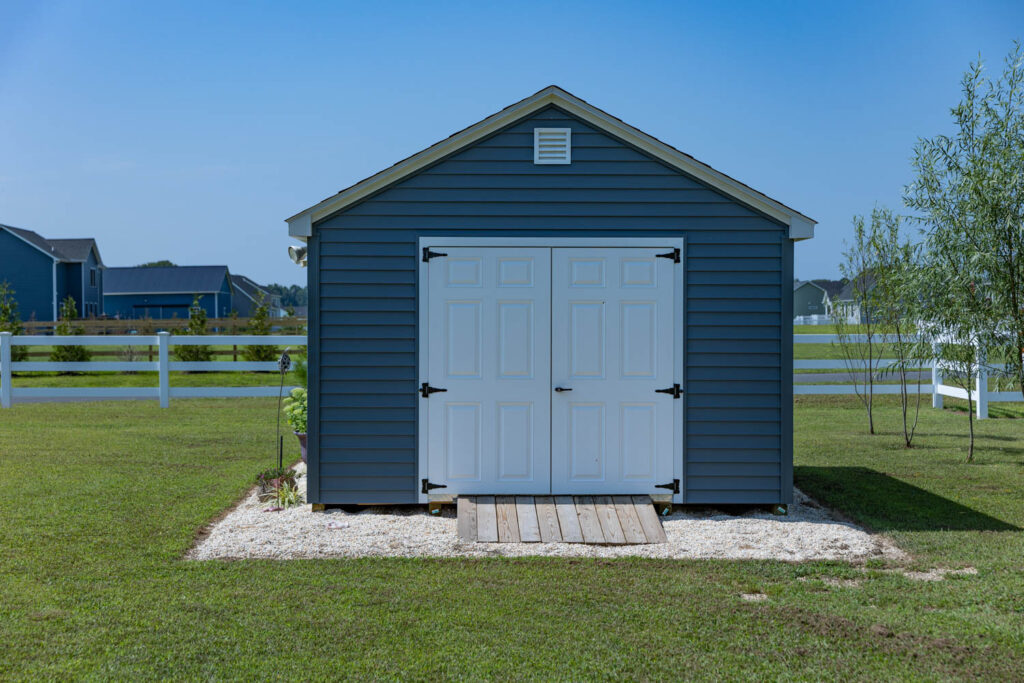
[103,266,233,319]
[286,87,816,507]
[0,224,105,321]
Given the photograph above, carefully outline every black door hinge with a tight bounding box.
[419,382,447,398]
[656,479,680,494]
[656,248,680,263]
[422,479,448,494]
[655,383,683,399]
[422,247,448,262]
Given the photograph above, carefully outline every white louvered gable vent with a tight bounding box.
[534,127,571,164]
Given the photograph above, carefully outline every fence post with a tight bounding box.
[931,344,943,409]
[1,332,11,409]
[976,344,988,420]
[158,331,170,408]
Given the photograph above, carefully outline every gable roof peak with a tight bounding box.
[285,86,816,242]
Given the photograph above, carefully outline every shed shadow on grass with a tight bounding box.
[795,466,1019,532]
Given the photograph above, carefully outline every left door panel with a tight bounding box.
[426,248,552,494]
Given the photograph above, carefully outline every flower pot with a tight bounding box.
[295,432,307,463]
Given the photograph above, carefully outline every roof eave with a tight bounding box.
[285,86,817,240]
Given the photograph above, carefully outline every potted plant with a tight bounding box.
[283,387,308,463]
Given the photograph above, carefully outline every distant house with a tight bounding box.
[828,273,876,324]
[229,274,282,318]
[793,280,828,317]
[103,266,233,319]
[0,223,105,321]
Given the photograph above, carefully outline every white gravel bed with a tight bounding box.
[188,463,904,562]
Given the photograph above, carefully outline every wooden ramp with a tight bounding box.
[457,495,667,544]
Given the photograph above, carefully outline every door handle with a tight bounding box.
[554,387,573,392]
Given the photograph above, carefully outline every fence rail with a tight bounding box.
[793,333,1022,418]
[2,333,1020,417]
[19,317,307,335]
[0,332,305,408]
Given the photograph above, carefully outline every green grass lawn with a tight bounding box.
[10,370,303,388]
[1,397,1022,679]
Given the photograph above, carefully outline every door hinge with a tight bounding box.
[656,478,680,494]
[419,382,447,398]
[422,478,448,494]
[422,247,448,262]
[656,248,680,263]
[655,383,683,399]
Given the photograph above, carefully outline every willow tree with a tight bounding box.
[869,207,926,448]
[834,214,882,434]
[905,44,1024,402]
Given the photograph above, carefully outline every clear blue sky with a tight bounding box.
[2,1,1022,287]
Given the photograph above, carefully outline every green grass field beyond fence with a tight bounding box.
[0,396,1022,679]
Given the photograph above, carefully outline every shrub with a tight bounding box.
[0,281,28,362]
[50,297,91,365]
[173,296,213,363]
[242,293,278,362]
[283,387,307,433]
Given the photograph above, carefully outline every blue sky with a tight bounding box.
[1,1,1022,287]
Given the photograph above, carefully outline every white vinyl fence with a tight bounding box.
[2,332,1020,418]
[794,333,1023,419]
[0,331,305,408]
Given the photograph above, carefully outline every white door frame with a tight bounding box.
[417,236,685,503]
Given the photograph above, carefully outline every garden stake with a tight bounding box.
[276,348,291,469]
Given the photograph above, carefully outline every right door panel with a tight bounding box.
[550,248,676,494]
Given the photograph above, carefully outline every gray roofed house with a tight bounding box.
[103,265,233,320]
[828,272,877,324]
[0,224,105,320]
[229,274,282,318]
[793,279,828,317]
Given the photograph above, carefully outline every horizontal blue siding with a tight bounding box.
[309,104,791,505]
[0,230,54,321]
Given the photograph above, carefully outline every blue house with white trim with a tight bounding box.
[0,224,105,321]
[286,86,816,508]
[103,266,233,319]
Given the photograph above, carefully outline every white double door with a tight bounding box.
[426,247,677,495]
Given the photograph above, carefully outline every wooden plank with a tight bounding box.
[535,496,563,542]
[476,496,498,542]
[457,497,477,542]
[632,495,668,543]
[574,497,605,544]
[593,496,626,544]
[554,496,584,543]
[515,497,542,543]
[612,495,648,544]
[495,496,521,543]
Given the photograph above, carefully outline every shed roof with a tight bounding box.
[286,86,816,241]
[104,266,231,295]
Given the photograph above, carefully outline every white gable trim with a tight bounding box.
[286,86,816,240]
